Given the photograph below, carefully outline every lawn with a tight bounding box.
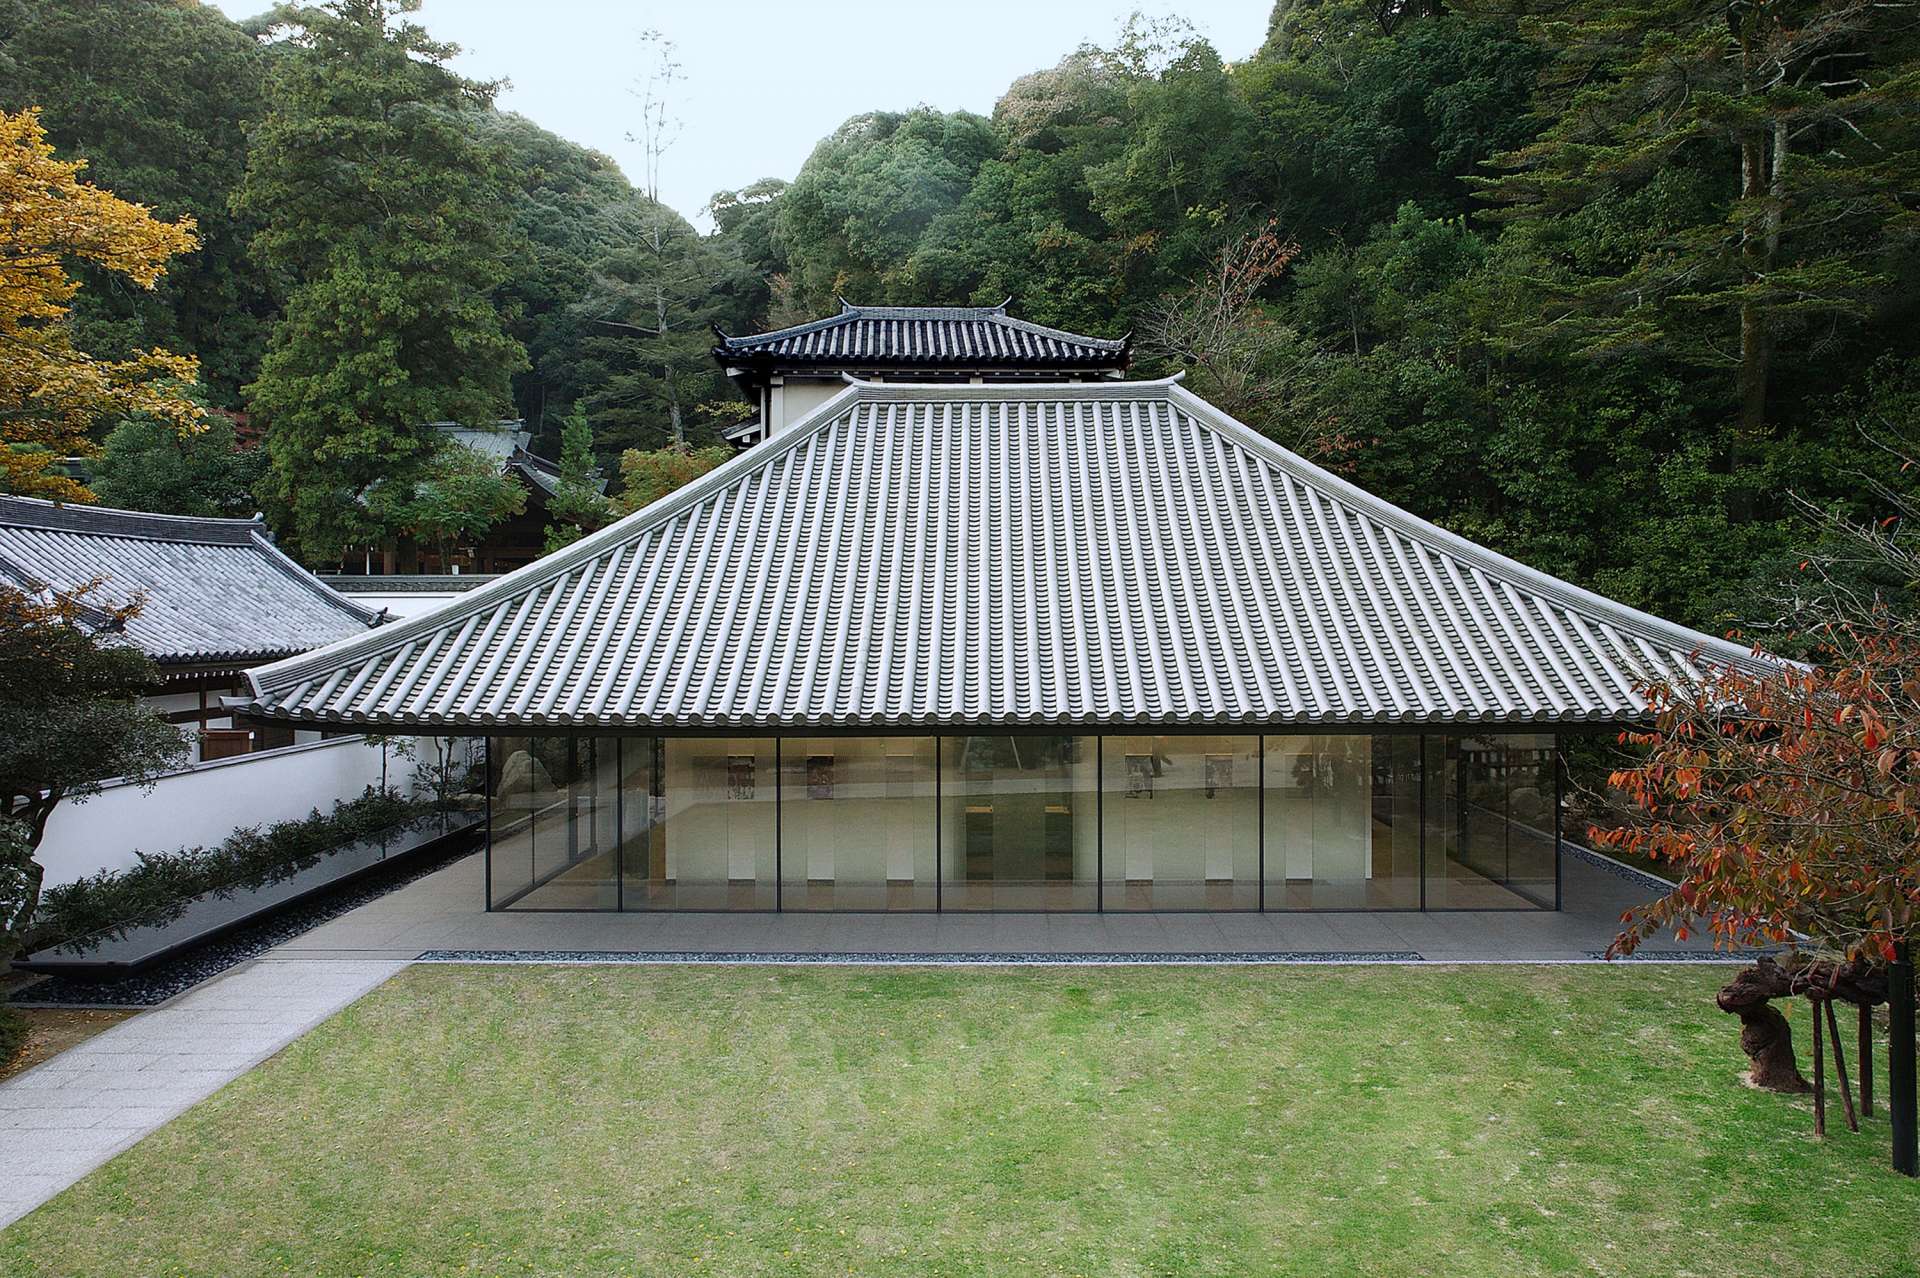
[3,964,1916,1277]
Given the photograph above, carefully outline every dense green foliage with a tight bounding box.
[541,412,612,552]
[9,0,1918,634]
[90,410,264,517]
[235,0,528,558]
[611,442,731,518]
[0,0,272,406]
[35,785,427,947]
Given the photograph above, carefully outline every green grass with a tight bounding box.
[4,965,1916,1277]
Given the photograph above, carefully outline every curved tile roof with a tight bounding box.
[714,300,1128,368]
[0,497,383,667]
[238,379,1770,729]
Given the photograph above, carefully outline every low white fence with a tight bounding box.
[35,736,431,889]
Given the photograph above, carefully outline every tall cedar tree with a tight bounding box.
[1477,0,1920,446]
[542,412,610,552]
[237,0,527,559]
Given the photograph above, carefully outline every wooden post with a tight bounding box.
[1813,997,1826,1139]
[1892,941,1915,1176]
[1860,1002,1874,1120]
[1825,999,1858,1134]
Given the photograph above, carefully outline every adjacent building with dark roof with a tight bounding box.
[0,495,382,760]
[237,377,1769,917]
[712,300,1129,446]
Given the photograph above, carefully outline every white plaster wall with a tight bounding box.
[769,378,846,436]
[35,736,429,888]
[331,589,469,621]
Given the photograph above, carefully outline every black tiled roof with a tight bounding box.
[0,497,383,667]
[714,300,1128,369]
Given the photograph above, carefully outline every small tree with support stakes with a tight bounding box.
[1594,585,1919,1175]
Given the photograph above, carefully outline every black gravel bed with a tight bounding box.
[13,840,480,1008]
[417,949,1428,965]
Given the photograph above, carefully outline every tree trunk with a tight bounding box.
[1717,957,1893,1095]
[1732,997,1811,1092]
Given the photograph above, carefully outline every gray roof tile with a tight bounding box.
[715,300,1127,368]
[0,498,383,667]
[239,379,1769,729]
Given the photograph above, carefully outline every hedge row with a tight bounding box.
[35,787,431,948]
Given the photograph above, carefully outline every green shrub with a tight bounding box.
[35,787,431,947]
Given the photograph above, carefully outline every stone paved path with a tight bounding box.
[0,958,404,1228]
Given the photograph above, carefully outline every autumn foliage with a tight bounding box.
[1596,608,1919,964]
[0,107,202,499]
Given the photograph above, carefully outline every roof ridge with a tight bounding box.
[0,495,266,544]
[714,304,1125,356]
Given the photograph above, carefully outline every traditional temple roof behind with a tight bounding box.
[238,378,1768,731]
[0,497,382,668]
[714,300,1128,370]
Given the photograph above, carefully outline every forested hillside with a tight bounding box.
[4,0,1917,635]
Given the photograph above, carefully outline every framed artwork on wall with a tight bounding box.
[726,755,755,800]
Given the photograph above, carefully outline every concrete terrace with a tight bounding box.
[268,842,1709,964]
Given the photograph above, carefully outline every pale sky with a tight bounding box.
[208,1,1273,228]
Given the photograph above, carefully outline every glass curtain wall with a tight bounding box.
[1102,734,1259,910]
[485,736,622,909]
[488,731,1559,912]
[781,736,937,910]
[940,735,1097,910]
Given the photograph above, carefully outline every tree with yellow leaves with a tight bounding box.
[1,107,203,500]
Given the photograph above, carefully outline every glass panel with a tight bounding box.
[488,736,618,909]
[1101,734,1258,910]
[1499,733,1558,908]
[618,736,665,909]
[1369,734,1422,909]
[654,737,777,909]
[780,737,937,910]
[1424,733,1556,909]
[487,735,534,908]
[940,735,1096,910]
[1263,735,1416,909]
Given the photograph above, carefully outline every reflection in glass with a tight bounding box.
[941,735,1096,910]
[1261,735,1421,908]
[1102,734,1258,909]
[781,737,937,910]
[646,737,777,909]
[488,736,618,909]
[1423,733,1558,909]
[479,731,1559,913]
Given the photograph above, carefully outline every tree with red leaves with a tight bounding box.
[1593,563,1918,1173]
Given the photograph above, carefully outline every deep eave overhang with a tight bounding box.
[222,702,1630,735]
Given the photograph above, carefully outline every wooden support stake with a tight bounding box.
[1813,997,1826,1139]
[1826,999,1859,1134]
[1860,1002,1874,1119]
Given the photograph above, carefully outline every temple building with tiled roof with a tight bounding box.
[235,376,1769,917]
[0,495,382,760]
[712,300,1129,446]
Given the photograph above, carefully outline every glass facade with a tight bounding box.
[487,731,1561,912]
[942,735,1097,910]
